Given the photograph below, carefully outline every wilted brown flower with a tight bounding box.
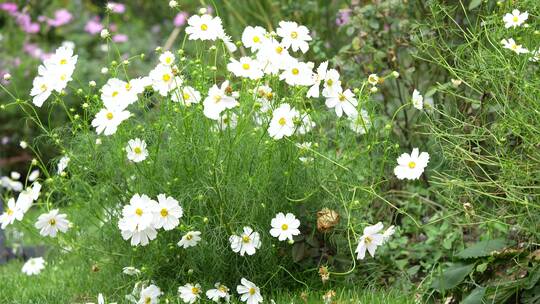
[319,265,330,283]
[317,208,340,232]
[322,290,336,304]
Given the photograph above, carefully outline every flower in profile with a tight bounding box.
[153,194,183,231]
[393,148,429,180]
[203,81,239,120]
[159,51,175,66]
[229,226,261,256]
[270,212,301,242]
[323,86,358,118]
[237,278,263,304]
[306,61,328,98]
[503,9,528,28]
[501,38,529,54]
[22,257,45,275]
[35,209,70,237]
[529,48,540,62]
[254,85,273,112]
[367,73,379,86]
[216,112,238,130]
[0,198,23,229]
[348,109,371,135]
[126,138,148,163]
[355,222,394,260]
[149,64,182,96]
[268,103,299,140]
[279,59,314,86]
[122,266,141,276]
[57,156,70,175]
[177,231,202,248]
[277,21,312,53]
[172,86,201,106]
[206,283,231,303]
[16,182,42,213]
[185,14,224,41]
[227,57,263,80]
[297,112,316,135]
[241,26,267,51]
[178,283,202,304]
[412,89,423,110]
[138,284,162,304]
[91,107,131,136]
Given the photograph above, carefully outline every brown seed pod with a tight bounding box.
[317,208,340,232]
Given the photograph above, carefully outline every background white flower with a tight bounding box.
[126,138,149,163]
[21,257,45,275]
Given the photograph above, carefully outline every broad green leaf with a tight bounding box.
[431,263,475,291]
[468,0,482,10]
[457,239,509,259]
[462,287,486,304]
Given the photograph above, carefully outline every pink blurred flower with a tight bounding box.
[15,13,40,33]
[173,12,189,27]
[109,23,118,32]
[336,8,351,26]
[112,34,128,43]
[85,16,103,35]
[23,43,44,59]
[108,2,125,14]
[0,3,17,15]
[47,9,73,27]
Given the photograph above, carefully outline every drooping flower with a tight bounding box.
[503,9,528,28]
[501,38,529,54]
[355,222,394,260]
[178,283,202,304]
[91,107,131,136]
[229,226,261,256]
[57,156,70,175]
[393,148,430,180]
[277,21,312,53]
[21,257,45,275]
[153,194,183,231]
[177,231,202,248]
[253,85,273,112]
[203,81,239,120]
[270,212,301,242]
[126,138,149,163]
[237,278,263,304]
[323,86,358,118]
[348,109,371,135]
[412,89,423,110]
[216,112,238,130]
[34,209,70,237]
[297,112,316,135]
[206,283,231,303]
[268,103,299,140]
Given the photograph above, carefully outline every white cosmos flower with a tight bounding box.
[57,156,70,175]
[30,76,54,107]
[530,48,540,62]
[16,182,42,213]
[186,14,224,41]
[126,138,148,163]
[348,109,371,135]
[501,38,529,54]
[153,194,183,230]
[91,107,131,136]
[206,283,231,303]
[203,81,239,120]
[22,257,45,275]
[101,78,144,110]
[367,73,379,86]
[268,103,299,140]
[237,278,263,304]
[355,222,388,260]
[177,230,202,248]
[29,169,40,182]
[254,85,273,112]
[270,212,301,242]
[220,34,238,52]
[0,198,23,229]
[119,218,158,246]
[323,86,358,118]
[322,68,341,94]
[172,86,202,106]
[229,226,261,256]
[242,26,268,51]
[279,59,314,86]
[297,112,315,135]
[159,51,175,66]
[277,21,312,53]
[503,9,528,28]
[216,112,238,130]
[227,57,264,80]
[393,148,430,180]
[122,266,141,276]
[412,89,423,110]
[149,64,182,96]
[178,283,202,304]
[306,61,328,98]
[34,209,70,237]
[38,61,74,92]
[121,194,157,231]
[257,38,293,74]
[138,284,162,304]
[46,46,78,68]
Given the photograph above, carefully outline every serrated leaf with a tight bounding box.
[468,0,482,10]
[431,263,474,291]
[462,286,486,304]
[457,239,509,259]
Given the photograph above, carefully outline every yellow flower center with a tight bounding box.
[253,36,260,43]
[183,93,191,100]
[7,209,14,216]
[112,91,119,97]
[214,95,222,103]
[192,287,200,294]
[60,74,67,81]
[281,223,288,231]
[49,218,56,226]
[292,68,299,75]
[134,147,142,154]
[60,59,67,65]
[338,94,346,102]
[162,74,171,82]
[106,112,114,120]
[166,57,172,64]
[275,46,283,54]
[249,287,256,295]
[145,297,151,304]
[242,235,251,243]
[408,161,416,169]
[186,234,193,240]
[201,24,208,31]
[218,285,227,292]
[266,92,273,99]
[125,83,132,91]
[40,84,48,92]
[511,44,518,50]
[513,16,519,22]
[135,208,143,216]
[291,31,298,39]
[160,208,168,217]
[327,79,333,86]
[364,236,372,244]
[242,63,250,70]
[278,117,286,126]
